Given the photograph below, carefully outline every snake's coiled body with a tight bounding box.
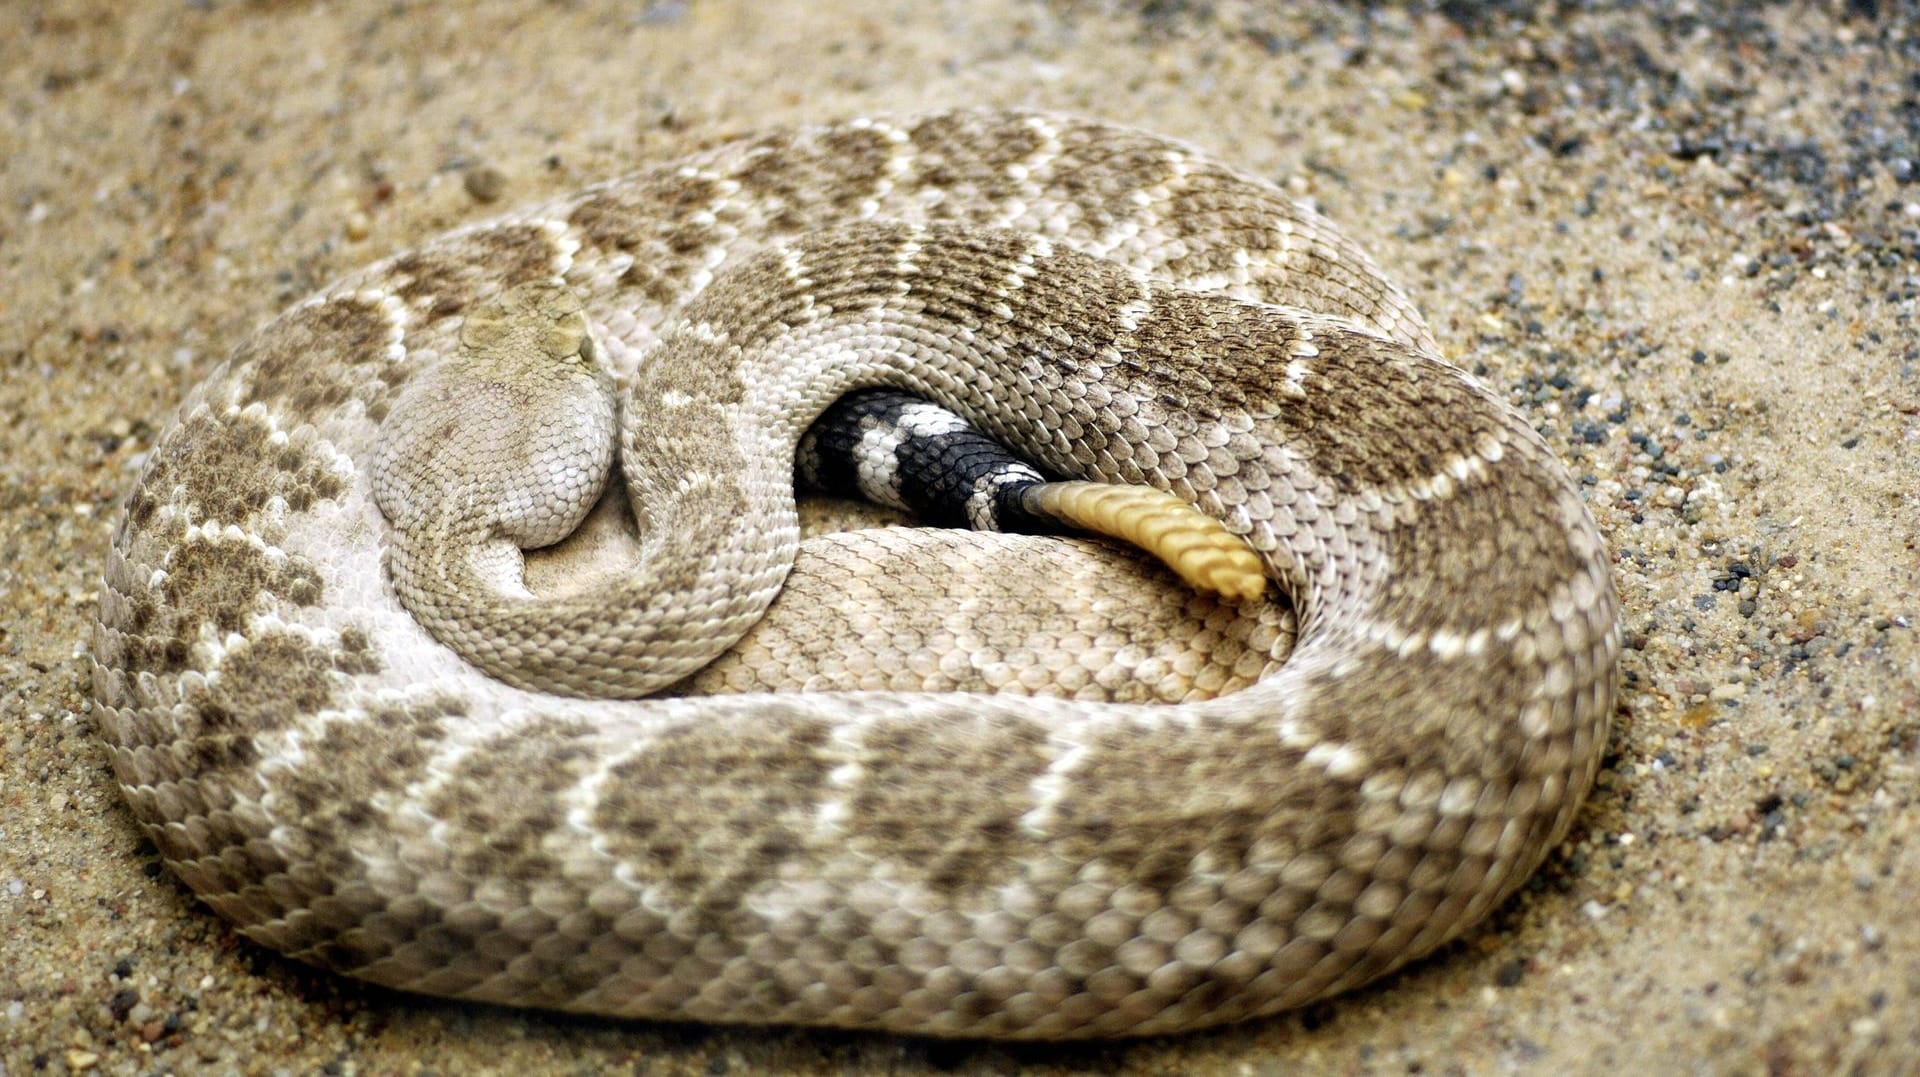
[91,110,1618,1039]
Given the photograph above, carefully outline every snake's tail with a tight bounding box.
[1017,481,1268,602]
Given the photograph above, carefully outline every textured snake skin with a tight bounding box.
[91,110,1618,1039]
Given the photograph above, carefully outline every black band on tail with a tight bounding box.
[798,389,1058,533]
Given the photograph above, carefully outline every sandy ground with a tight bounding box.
[3,1,1916,1073]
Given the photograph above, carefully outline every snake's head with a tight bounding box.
[374,278,616,546]
[459,280,597,370]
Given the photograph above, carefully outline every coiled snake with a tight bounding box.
[91,110,1618,1039]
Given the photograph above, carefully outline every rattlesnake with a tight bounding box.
[91,109,1618,1039]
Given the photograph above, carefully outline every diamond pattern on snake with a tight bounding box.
[91,109,1618,1039]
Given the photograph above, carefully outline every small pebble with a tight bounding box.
[464,166,507,203]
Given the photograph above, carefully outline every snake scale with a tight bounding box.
[90,109,1618,1039]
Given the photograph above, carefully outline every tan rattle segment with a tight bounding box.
[1020,480,1268,602]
